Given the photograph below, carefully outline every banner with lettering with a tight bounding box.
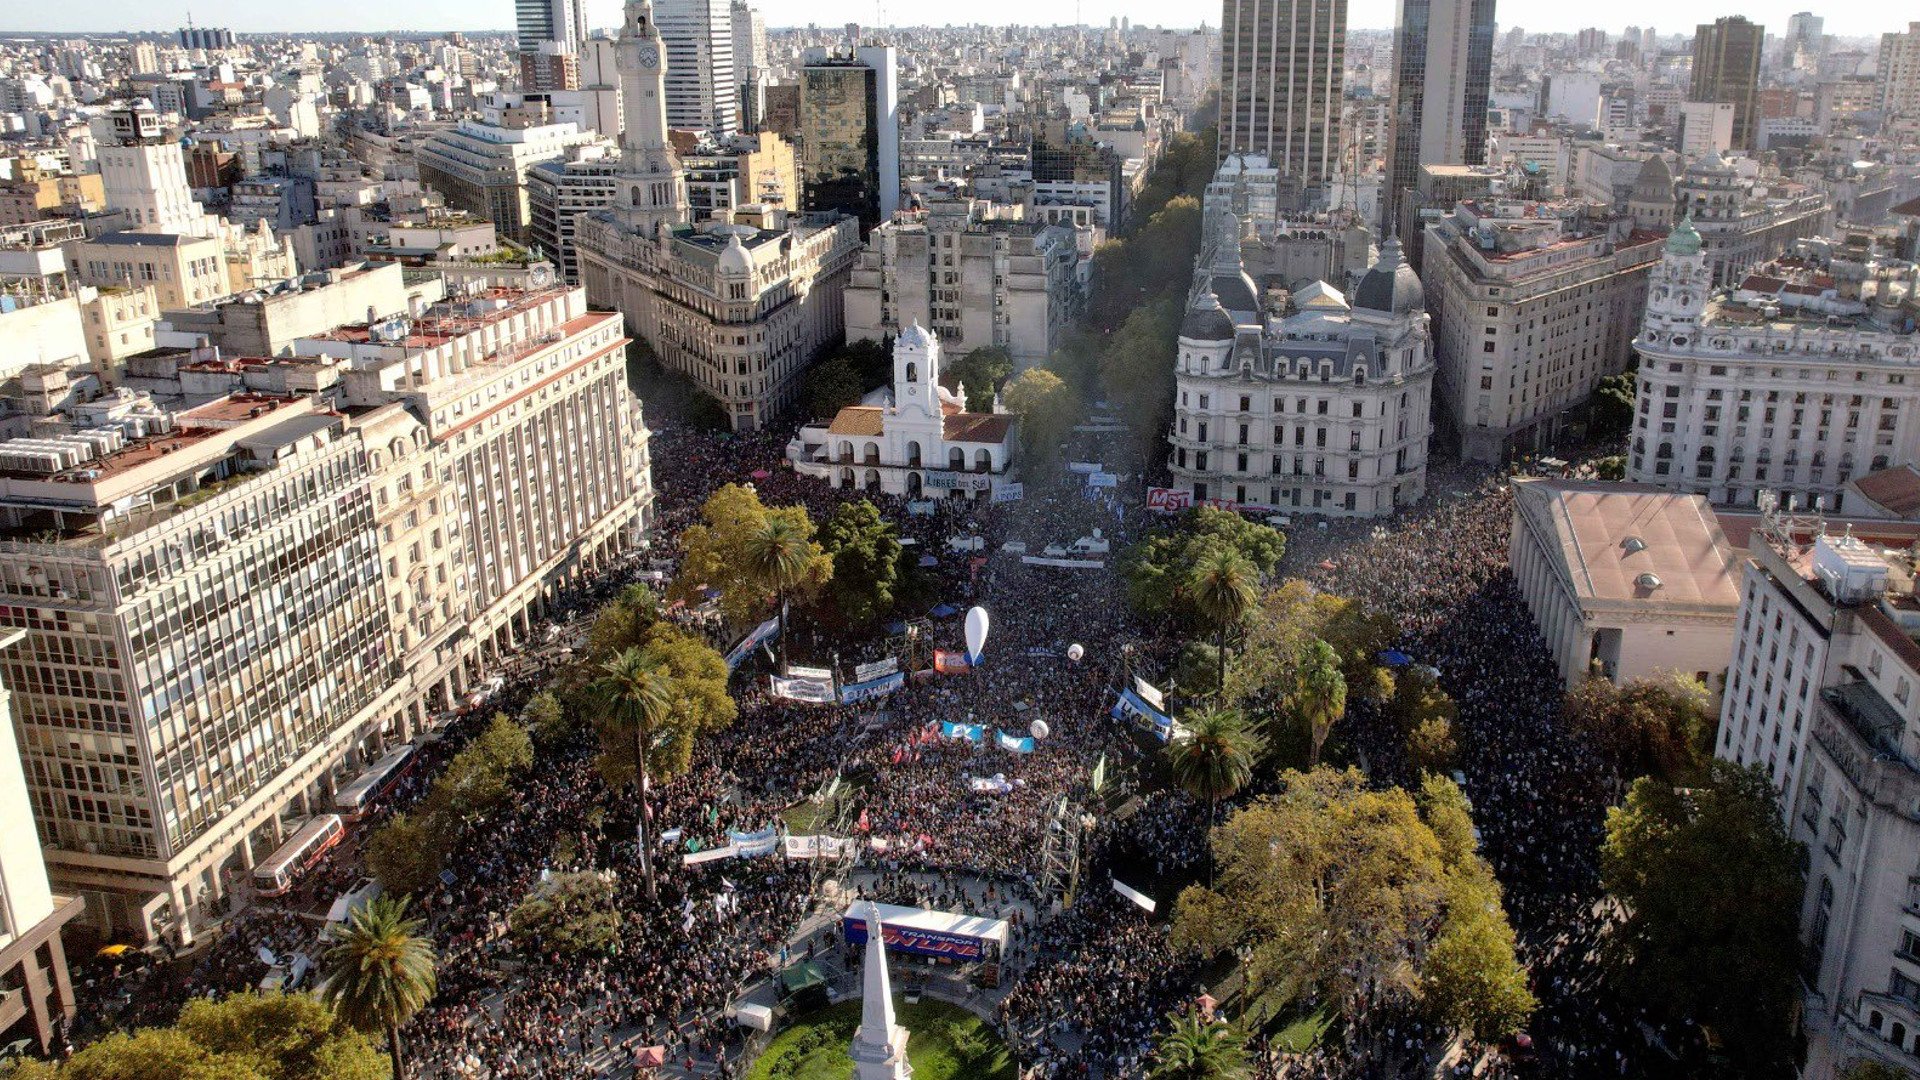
[995,730,1035,754]
[840,671,906,704]
[1112,687,1175,743]
[724,617,781,671]
[940,721,987,743]
[1146,487,1193,513]
[933,650,972,674]
[769,674,836,704]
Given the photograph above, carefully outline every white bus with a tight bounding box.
[333,746,417,820]
[252,814,345,897]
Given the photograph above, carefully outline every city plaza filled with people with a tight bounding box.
[59,390,1653,1079]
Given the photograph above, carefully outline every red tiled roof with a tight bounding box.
[943,412,1013,443]
[826,406,885,437]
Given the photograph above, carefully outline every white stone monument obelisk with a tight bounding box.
[849,902,912,1080]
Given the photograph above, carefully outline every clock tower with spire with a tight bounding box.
[611,0,688,232]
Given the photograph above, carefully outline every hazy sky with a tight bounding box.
[4,0,1899,39]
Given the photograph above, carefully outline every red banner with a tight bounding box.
[1146,487,1193,513]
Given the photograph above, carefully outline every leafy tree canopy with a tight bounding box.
[509,871,621,957]
[1601,761,1804,1075]
[672,484,831,628]
[1122,507,1285,625]
[818,499,904,626]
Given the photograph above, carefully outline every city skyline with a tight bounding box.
[0,0,1901,38]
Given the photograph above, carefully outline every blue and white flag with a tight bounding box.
[996,730,1035,754]
[941,721,987,743]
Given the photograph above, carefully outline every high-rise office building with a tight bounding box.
[731,0,768,131]
[99,104,210,237]
[798,45,899,231]
[516,0,590,90]
[1690,16,1765,151]
[1781,11,1823,66]
[1383,0,1496,231]
[657,0,737,134]
[176,26,233,51]
[0,629,81,1057]
[1216,0,1345,204]
[1880,23,1920,123]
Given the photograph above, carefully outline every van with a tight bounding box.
[259,952,311,993]
[324,878,383,940]
[1068,530,1110,556]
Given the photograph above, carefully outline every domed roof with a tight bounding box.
[1179,290,1235,342]
[716,232,753,276]
[1353,236,1424,314]
[897,320,936,350]
[1666,213,1702,256]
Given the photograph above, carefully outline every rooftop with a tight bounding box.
[1515,479,1742,609]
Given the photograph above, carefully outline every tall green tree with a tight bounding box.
[742,511,831,673]
[364,812,448,898]
[1167,707,1264,828]
[1292,639,1347,767]
[1564,670,1716,783]
[1601,761,1804,1076]
[593,647,673,900]
[819,500,903,626]
[173,992,388,1080]
[1173,768,1448,1023]
[424,714,532,821]
[1,1029,263,1080]
[943,346,1014,411]
[1148,1011,1250,1080]
[673,485,830,629]
[1001,367,1078,463]
[321,896,438,1080]
[1121,507,1285,624]
[1187,548,1258,695]
[804,353,867,418]
[1,995,386,1080]
[509,871,620,957]
[583,583,662,661]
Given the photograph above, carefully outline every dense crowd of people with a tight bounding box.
[56,372,1661,1080]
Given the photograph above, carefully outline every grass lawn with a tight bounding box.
[745,999,1014,1080]
[1272,1006,1335,1052]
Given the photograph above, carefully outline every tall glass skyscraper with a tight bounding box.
[1690,16,1765,151]
[799,45,899,232]
[1383,0,1495,230]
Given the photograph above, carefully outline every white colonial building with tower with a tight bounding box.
[786,324,1017,500]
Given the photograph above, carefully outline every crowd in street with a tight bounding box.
[57,377,1658,1080]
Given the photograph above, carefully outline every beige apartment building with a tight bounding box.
[579,206,861,431]
[0,284,655,943]
[844,200,1083,370]
[1422,198,1663,463]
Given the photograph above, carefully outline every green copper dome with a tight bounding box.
[1667,213,1702,257]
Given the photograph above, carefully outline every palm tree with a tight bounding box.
[594,647,673,900]
[1296,638,1348,767]
[740,513,818,674]
[1149,1010,1251,1080]
[1168,707,1263,822]
[1187,547,1258,696]
[321,896,437,1080]
[1168,708,1264,885]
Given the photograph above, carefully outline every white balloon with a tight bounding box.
[1029,719,1050,740]
[1066,643,1085,662]
[964,606,990,663]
